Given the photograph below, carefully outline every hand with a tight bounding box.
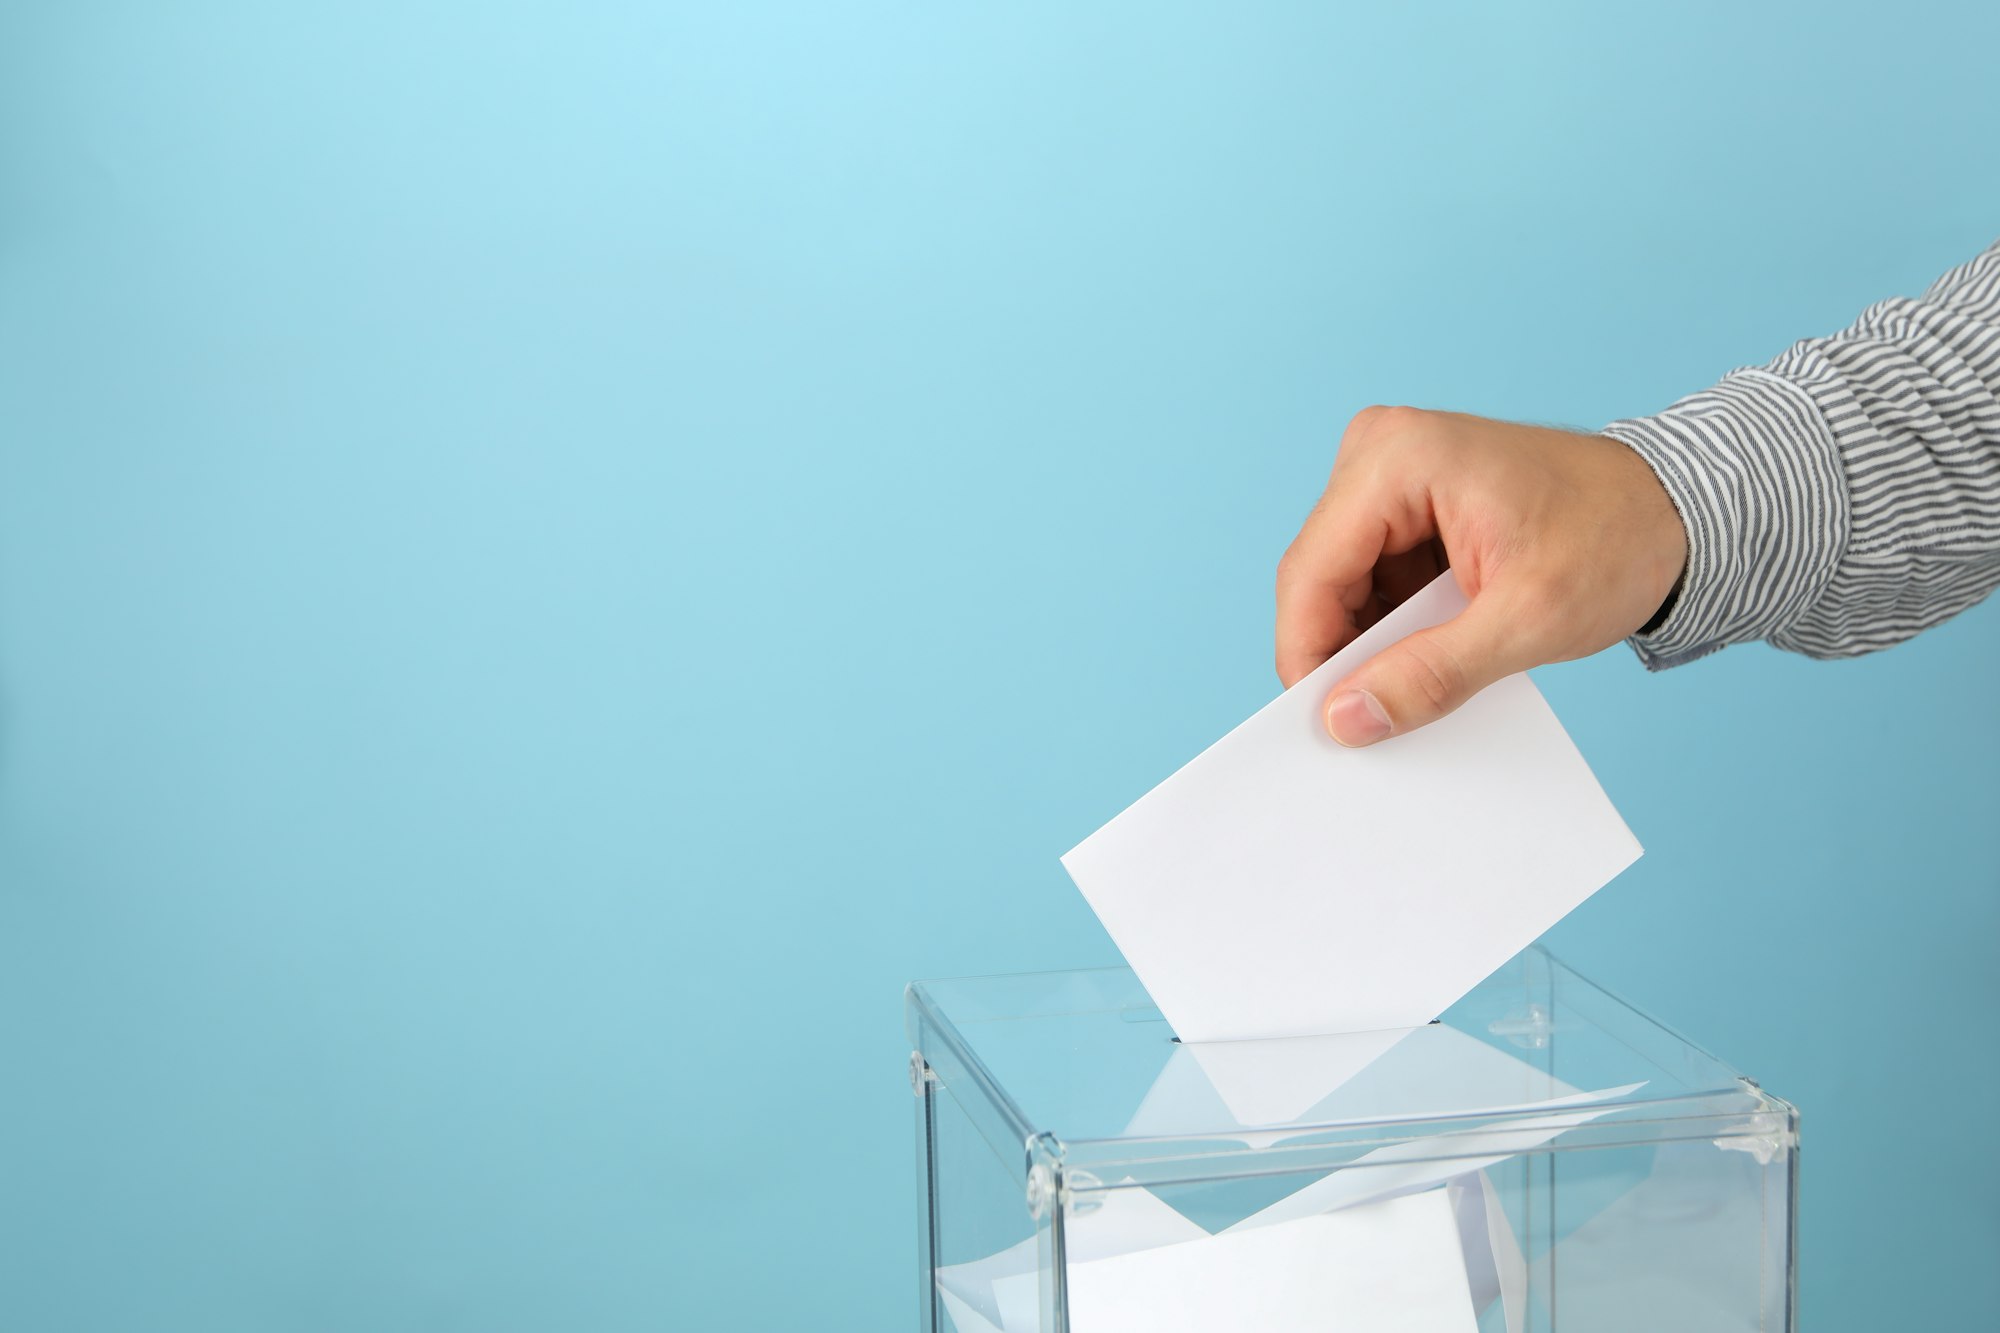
[1275,407,1688,746]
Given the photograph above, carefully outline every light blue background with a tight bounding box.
[2,3,1996,1329]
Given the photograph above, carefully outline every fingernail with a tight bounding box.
[1326,690,1392,747]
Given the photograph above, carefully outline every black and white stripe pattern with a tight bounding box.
[1602,239,2000,670]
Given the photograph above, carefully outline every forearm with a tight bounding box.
[1603,240,2000,669]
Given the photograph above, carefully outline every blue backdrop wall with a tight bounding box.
[2,4,1996,1330]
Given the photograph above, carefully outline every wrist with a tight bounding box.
[1601,371,1848,669]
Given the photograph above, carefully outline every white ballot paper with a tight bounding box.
[1124,1018,1631,1137]
[1062,572,1642,1043]
[940,1185,1483,1333]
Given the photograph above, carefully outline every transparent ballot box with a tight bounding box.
[905,947,1796,1333]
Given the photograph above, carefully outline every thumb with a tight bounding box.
[1322,590,1528,747]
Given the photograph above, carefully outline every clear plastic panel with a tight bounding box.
[909,947,1796,1333]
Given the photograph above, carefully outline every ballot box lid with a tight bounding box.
[905,946,1794,1185]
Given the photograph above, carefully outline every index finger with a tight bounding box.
[1274,465,1390,687]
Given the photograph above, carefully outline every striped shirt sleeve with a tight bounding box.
[1600,239,2000,670]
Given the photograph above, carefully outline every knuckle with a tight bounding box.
[1346,403,1391,434]
[1395,636,1466,713]
[1341,404,1395,449]
[1375,404,1427,434]
[1346,404,1424,442]
[1276,502,1332,587]
[1342,406,1446,478]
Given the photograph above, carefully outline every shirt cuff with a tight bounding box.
[1600,369,1851,670]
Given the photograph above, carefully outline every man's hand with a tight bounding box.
[1276,407,1688,746]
